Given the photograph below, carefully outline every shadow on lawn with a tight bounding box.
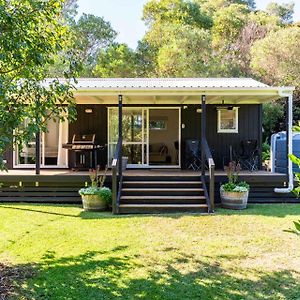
[12,248,300,300]
[1,203,300,220]
[0,203,209,220]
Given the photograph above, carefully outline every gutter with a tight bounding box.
[274,89,294,193]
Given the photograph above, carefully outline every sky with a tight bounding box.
[77,0,300,49]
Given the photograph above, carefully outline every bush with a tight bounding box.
[79,187,112,205]
[262,140,270,161]
[98,187,112,205]
[289,154,300,198]
[221,181,249,192]
[221,162,250,192]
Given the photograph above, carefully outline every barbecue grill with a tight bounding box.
[63,134,105,170]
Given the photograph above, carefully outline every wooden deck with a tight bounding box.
[0,169,296,206]
[0,168,287,178]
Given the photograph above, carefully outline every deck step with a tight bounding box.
[122,188,204,193]
[121,195,206,200]
[119,173,208,214]
[119,203,209,214]
[120,195,206,205]
[122,181,202,185]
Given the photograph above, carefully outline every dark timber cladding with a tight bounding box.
[6,103,263,170]
[181,104,263,169]
[69,103,263,170]
[68,104,108,168]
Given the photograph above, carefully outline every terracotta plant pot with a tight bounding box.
[81,194,107,211]
[220,188,249,210]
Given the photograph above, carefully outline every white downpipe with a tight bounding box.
[274,91,294,193]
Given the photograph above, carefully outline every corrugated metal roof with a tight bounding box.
[75,78,269,89]
[46,78,270,89]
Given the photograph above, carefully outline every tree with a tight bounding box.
[156,26,214,77]
[262,102,285,141]
[73,14,117,76]
[143,0,214,77]
[196,0,255,16]
[250,26,300,86]
[143,0,213,30]
[93,44,138,77]
[0,0,77,169]
[266,1,295,24]
[135,40,158,77]
[62,0,78,23]
[232,11,280,75]
[211,3,249,76]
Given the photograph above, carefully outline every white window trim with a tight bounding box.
[217,107,239,133]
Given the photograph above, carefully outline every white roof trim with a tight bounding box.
[43,78,295,103]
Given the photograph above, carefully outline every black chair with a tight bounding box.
[185,140,201,171]
[234,140,259,172]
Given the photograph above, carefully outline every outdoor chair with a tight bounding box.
[233,139,259,172]
[185,140,201,171]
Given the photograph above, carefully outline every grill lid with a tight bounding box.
[72,134,96,144]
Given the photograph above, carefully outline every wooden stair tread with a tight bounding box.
[121,195,206,200]
[122,188,204,192]
[119,204,208,208]
[123,181,201,184]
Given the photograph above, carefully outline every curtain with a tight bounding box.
[57,119,68,166]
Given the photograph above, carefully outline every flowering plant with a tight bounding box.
[78,166,112,204]
[221,161,250,193]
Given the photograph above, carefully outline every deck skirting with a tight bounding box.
[0,171,297,204]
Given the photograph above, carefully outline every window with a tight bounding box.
[217,108,238,133]
[149,118,167,130]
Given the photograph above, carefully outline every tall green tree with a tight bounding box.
[156,25,213,77]
[143,0,214,77]
[266,1,295,24]
[74,14,117,76]
[143,0,213,29]
[211,3,249,76]
[0,0,77,169]
[135,40,158,77]
[93,44,138,78]
[250,26,300,86]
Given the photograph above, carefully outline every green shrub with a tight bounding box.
[98,187,112,205]
[289,154,300,198]
[221,162,250,192]
[79,187,112,205]
[221,181,249,192]
[262,140,270,161]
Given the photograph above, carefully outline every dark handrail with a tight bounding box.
[112,138,122,214]
[203,138,215,212]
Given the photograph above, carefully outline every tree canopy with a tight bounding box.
[0,0,299,164]
[0,0,78,169]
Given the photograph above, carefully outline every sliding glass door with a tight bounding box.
[108,107,181,168]
[108,108,147,167]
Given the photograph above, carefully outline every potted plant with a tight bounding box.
[220,161,250,210]
[79,166,112,211]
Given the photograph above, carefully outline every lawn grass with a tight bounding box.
[0,203,300,300]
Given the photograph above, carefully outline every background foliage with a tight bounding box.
[61,0,299,140]
[0,0,298,167]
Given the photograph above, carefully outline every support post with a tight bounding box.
[118,94,123,178]
[285,97,290,184]
[274,91,294,193]
[35,130,40,175]
[201,95,206,176]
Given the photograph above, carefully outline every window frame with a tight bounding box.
[217,107,239,133]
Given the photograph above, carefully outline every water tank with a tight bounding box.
[270,131,300,174]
